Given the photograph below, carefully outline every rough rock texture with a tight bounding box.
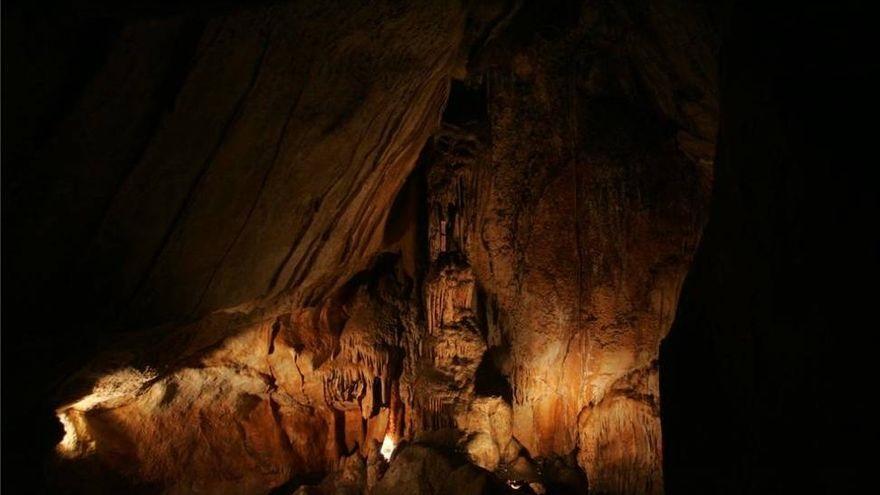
[372,444,505,495]
[455,397,517,471]
[417,1,718,492]
[8,0,466,330]
[4,1,725,493]
[372,445,454,495]
[292,454,366,495]
[8,1,467,492]
[52,254,423,493]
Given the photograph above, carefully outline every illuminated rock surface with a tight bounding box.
[4,0,726,493]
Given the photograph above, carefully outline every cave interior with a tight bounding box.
[1,0,877,494]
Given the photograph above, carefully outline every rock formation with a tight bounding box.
[3,0,725,493]
[418,1,717,491]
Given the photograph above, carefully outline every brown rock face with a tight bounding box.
[417,1,717,491]
[8,1,720,493]
[41,1,469,492]
[12,0,466,330]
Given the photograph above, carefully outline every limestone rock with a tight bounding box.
[529,482,547,495]
[293,453,366,495]
[365,440,387,494]
[443,464,501,495]
[10,0,468,332]
[507,456,540,484]
[538,454,588,494]
[422,1,719,491]
[464,432,500,471]
[577,364,663,494]
[455,396,516,470]
[372,445,454,495]
[29,1,721,493]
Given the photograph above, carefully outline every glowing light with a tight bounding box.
[507,480,523,490]
[56,411,81,458]
[53,366,155,458]
[380,434,396,460]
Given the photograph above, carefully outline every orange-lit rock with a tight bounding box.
[41,1,720,493]
[455,397,516,471]
[52,256,420,493]
[404,2,719,492]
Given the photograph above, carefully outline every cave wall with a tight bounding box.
[3,1,728,494]
[4,1,472,492]
[422,1,717,492]
[51,257,422,493]
[9,0,466,329]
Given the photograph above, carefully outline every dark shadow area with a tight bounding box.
[474,346,514,403]
[661,1,878,493]
[442,79,488,127]
[1,2,282,492]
